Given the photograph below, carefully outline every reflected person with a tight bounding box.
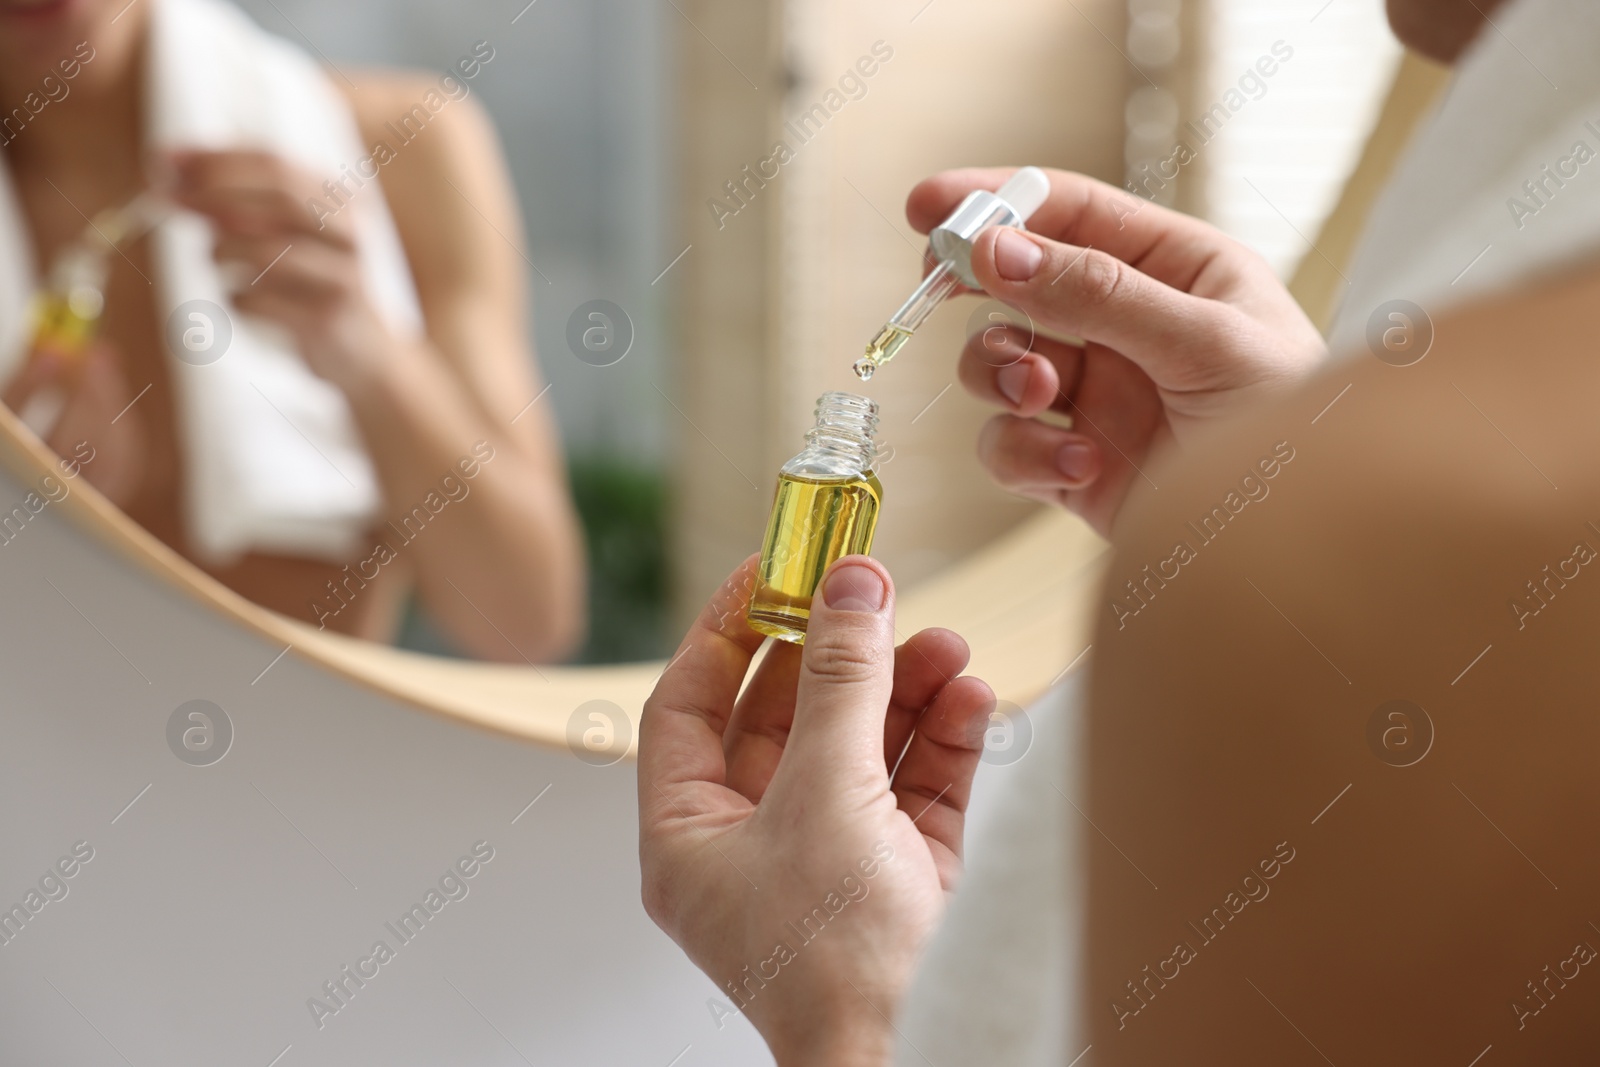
[0,0,584,662]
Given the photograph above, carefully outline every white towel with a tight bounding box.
[898,2,1600,1063]
[0,0,422,564]
[1326,0,1600,356]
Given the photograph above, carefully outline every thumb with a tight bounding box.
[780,557,897,787]
[969,226,1236,393]
[2,349,66,411]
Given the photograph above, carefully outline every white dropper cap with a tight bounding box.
[928,166,1051,288]
[995,166,1051,219]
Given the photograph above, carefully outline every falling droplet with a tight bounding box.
[853,358,876,381]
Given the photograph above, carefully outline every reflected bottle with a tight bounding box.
[748,391,883,644]
[29,246,105,363]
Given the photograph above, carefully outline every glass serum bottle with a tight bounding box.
[747,392,883,644]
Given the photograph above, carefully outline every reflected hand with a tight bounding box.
[908,167,1327,535]
[167,148,393,392]
[2,342,145,507]
[638,554,995,1067]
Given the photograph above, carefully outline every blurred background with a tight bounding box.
[232,0,1402,664]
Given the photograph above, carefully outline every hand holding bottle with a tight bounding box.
[907,167,1327,535]
[638,554,995,1067]
[2,341,147,507]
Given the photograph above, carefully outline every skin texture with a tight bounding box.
[638,555,995,1067]
[0,0,585,660]
[1083,261,1600,1064]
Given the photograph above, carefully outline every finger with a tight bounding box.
[723,625,970,803]
[177,188,337,240]
[638,555,766,817]
[721,641,803,803]
[977,414,1103,494]
[958,327,1085,419]
[883,628,971,774]
[216,236,352,301]
[170,147,295,185]
[2,350,66,411]
[171,149,354,244]
[907,167,1252,293]
[990,344,1166,533]
[226,289,314,336]
[906,167,1016,234]
[891,674,995,878]
[169,148,318,201]
[776,556,897,789]
[227,288,348,346]
[178,185,352,244]
[969,226,1247,393]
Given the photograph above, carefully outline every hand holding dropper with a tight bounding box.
[853,166,1049,381]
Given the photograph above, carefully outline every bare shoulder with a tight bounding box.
[339,63,501,156]
[333,58,521,296]
[1082,262,1600,1062]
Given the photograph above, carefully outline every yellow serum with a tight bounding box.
[28,288,102,362]
[852,323,912,381]
[748,470,883,643]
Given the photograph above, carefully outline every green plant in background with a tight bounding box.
[564,455,673,663]
[396,455,673,664]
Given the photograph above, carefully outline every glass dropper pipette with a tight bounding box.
[854,166,1050,381]
[18,193,166,438]
[30,192,166,363]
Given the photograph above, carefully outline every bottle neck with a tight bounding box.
[783,392,878,477]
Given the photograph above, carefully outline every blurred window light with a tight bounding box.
[1200,0,1401,277]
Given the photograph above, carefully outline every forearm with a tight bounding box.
[340,338,586,662]
[170,131,586,659]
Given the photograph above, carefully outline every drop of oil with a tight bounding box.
[852,358,876,381]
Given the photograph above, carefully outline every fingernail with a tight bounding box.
[822,562,887,613]
[996,361,1030,406]
[1056,441,1096,482]
[993,229,1042,282]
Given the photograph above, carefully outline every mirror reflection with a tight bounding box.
[0,0,673,664]
[0,0,1396,673]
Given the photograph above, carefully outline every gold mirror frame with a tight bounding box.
[0,398,1104,745]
